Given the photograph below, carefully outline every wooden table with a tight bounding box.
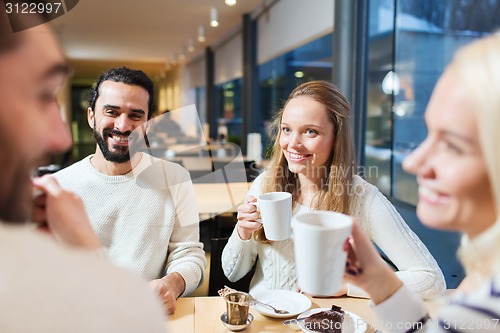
[166,295,446,332]
[167,142,236,156]
[193,182,251,215]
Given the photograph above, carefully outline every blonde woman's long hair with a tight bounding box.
[254,81,356,242]
[451,33,500,278]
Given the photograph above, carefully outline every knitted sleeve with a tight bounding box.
[348,177,446,299]
[164,166,207,296]
[220,173,264,281]
[372,276,500,333]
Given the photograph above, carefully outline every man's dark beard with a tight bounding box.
[0,134,33,223]
[93,126,133,163]
[0,164,32,223]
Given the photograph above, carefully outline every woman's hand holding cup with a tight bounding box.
[236,196,263,240]
[236,192,292,241]
[343,221,402,304]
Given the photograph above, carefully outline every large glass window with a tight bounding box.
[365,0,500,204]
[364,0,500,288]
[70,85,95,163]
[257,33,333,153]
[214,78,242,145]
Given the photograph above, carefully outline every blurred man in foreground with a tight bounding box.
[0,4,166,332]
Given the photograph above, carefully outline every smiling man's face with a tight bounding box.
[88,80,149,163]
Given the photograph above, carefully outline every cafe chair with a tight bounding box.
[243,160,262,182]
[208,237,257,296]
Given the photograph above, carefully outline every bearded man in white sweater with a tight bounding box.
[54,67,206,315]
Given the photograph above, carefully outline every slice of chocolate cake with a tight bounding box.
[304,305,344,333]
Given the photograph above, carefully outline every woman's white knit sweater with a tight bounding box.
[221,172,446,299]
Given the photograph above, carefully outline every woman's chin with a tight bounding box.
[417,206,454,232]
[287,164,305,175]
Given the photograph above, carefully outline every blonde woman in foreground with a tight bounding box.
[345,33,500,332]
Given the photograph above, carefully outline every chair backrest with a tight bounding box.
[208,237,257,296]
[243,160,262,182]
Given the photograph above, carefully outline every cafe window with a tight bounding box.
[257,33,333,153]
[365,0,500,204]
[70,85,95,163]
[214,78,243,145]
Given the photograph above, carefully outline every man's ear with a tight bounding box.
[87,107,94,128]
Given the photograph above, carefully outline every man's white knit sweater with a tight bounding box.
[222,172,446,299]
[54,153,206,295]
[0,223,166,332]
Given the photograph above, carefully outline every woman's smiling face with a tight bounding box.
[279,96,335,180]
[403,69,496,238]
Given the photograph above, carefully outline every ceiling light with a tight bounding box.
[198,25,206,42]
[225,0,237,6]
[210,7,219,27]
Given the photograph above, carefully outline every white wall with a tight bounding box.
[214,32,243,84]
[257,0,334,64]
[187,57,206,89]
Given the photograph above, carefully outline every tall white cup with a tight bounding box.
[251,192,292,241]
[293,211,353,296]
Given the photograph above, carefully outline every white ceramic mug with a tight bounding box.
[251,192,292,241]
[293,211,353,296]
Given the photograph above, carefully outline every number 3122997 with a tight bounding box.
[5,2,62,14]
[441,319,499,330]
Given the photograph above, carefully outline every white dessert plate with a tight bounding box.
[297,307,368,333]
[249,289,312,318]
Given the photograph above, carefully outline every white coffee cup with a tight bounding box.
[250,192,292,241]
[293,211,353,296]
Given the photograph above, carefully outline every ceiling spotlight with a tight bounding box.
[210,7,219,27]
[225,0,237,6]
[188,38,195,53]
[198,25,206,42]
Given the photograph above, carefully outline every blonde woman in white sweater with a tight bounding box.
[221,80,445,299]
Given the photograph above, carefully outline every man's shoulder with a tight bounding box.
[53,156,92,182]
[140,153,191,179]
[0,224,166,331]
[0,224,133,284]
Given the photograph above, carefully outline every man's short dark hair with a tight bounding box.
[0,1,24,53]
[0,0,55,53]
[88,67,156,119]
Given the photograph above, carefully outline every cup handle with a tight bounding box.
[248,202,262,223]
